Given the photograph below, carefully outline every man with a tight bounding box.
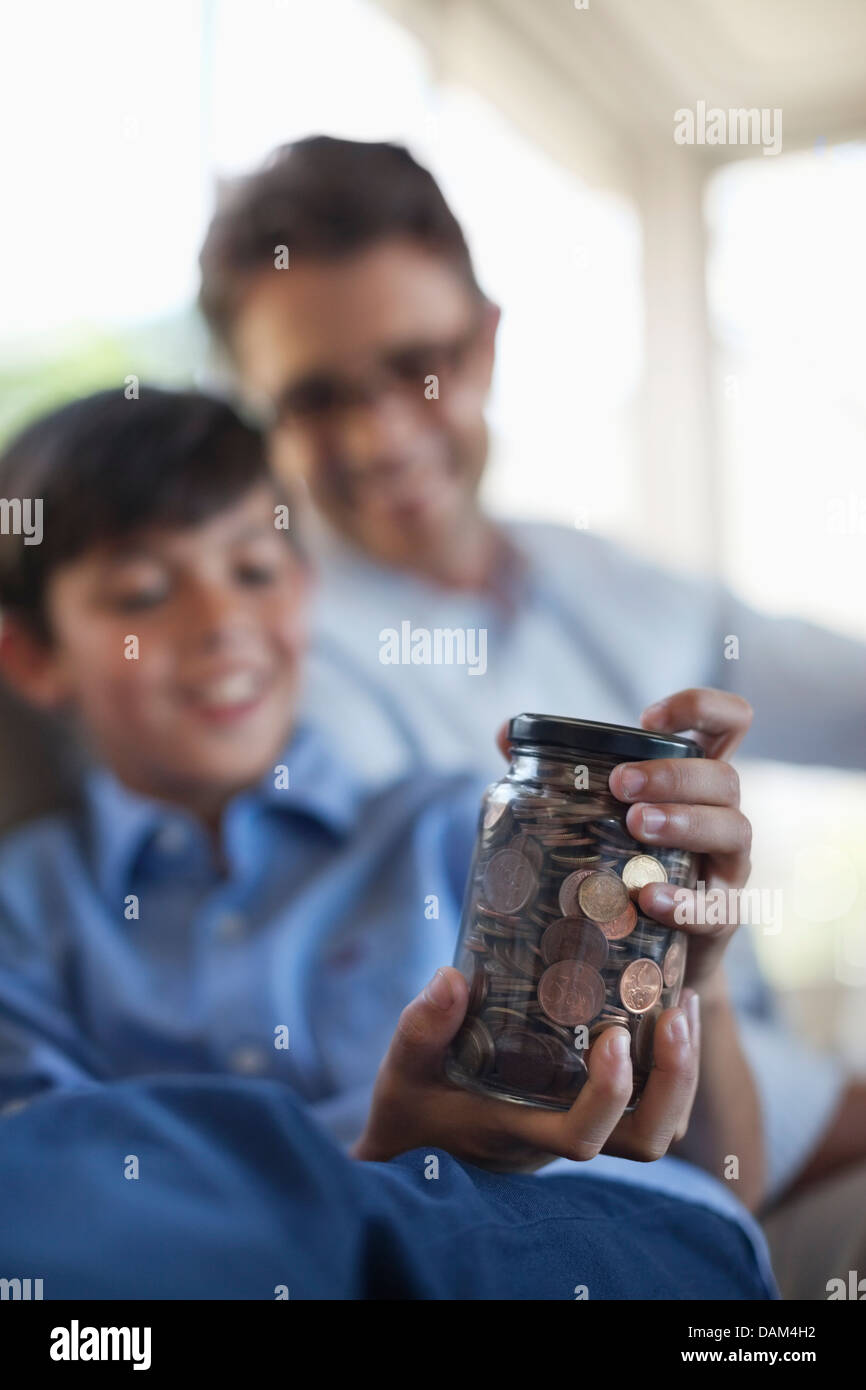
[197,135,866,1297]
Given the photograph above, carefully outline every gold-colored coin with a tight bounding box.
[621,854,668,896]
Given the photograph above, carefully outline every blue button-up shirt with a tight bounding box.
[0,723,477,1135]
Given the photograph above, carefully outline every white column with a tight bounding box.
[635,150,721,578]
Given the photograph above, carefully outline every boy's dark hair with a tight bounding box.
[0,387,290,640]
[199,135,483,349]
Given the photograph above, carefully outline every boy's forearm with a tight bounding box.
[672,973,766,1211]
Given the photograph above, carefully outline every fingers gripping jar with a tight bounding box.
[445,714,704,1111]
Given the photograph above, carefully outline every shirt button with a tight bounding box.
[154,822,189,855]
[215,911,247,941]
[228,1044,268,1076]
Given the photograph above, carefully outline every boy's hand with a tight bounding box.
[607,687,753,997]
[352,969,699,1171]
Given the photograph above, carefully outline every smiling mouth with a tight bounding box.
[184,669,269,720]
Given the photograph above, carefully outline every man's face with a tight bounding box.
[36,484,307,815]
[231,239,499,567]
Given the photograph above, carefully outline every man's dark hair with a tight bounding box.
[0,387,287,640]
[199,135,483,349]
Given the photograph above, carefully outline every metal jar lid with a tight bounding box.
[507,712,704,761]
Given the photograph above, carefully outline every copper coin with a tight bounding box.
[538,960,605,1026]
[620,958,663,1014]
[577,871,630,923]
[490,938,541,979]
[622,854,668,896]
[467,966,488,1014]
[593,817,634,845]
[483,849,538,914]
[663,935,687,989]
[631,1005,661,1072]
[541,917,609,970]
[483,798,510,832]
[599,901,637,941]
[588,1010,632,1046]
[453,1017,495,1076]
[558,868,595,916]
[548,1039,588,1098]
[494,1029,557,1093]
[484,1006,530,1033]
[508,831,545,872]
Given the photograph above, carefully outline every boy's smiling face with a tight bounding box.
[17,483,308,821]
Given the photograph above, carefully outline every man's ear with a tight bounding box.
[475,298,501,393]
[0,612,67,709]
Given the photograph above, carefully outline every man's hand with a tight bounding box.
[352,967,699,1170]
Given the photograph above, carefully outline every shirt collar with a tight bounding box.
[83,721,367,903]
[253,720,366,835]
[310,511,536,613]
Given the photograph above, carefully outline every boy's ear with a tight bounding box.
[0,612,67,709]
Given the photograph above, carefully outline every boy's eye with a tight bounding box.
[112,584,169,612]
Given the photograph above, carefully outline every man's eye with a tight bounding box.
[284,378,341,417]
[236,563,276,586]
[389,349,429,382]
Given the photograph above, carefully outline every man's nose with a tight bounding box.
[338,390,421,468]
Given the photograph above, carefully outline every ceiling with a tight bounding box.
[375,0,866,191]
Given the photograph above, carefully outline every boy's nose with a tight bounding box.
[185,586,251,647]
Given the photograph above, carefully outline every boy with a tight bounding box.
[0,388,766,1240]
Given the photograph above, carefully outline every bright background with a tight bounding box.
[1,0,864,1059]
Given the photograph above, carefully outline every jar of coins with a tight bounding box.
[445,714,703,1112]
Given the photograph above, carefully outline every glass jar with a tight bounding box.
[445,713,703,1111]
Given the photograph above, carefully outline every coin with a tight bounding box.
[490,938,542,979]
[495,1029,557,1093]
[587,1007,632,1044]
[599,901,637,941]
[538,960,605,1026]
[483,849,539,914]
[577,871,630,923]
[508,831,545,872]
[592,818,635,846]
[662,935,687,989]
[541,917,609,970]
[557,868,595,916]
[484,1006,529,1032]
[453,1017,495,1076]
[483,797,510,832]
[622,854,668,896]
[548,1039,588,1098]
[620,958,663,1014]
[631,1005,660,1072]
[468,966,488,1014]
